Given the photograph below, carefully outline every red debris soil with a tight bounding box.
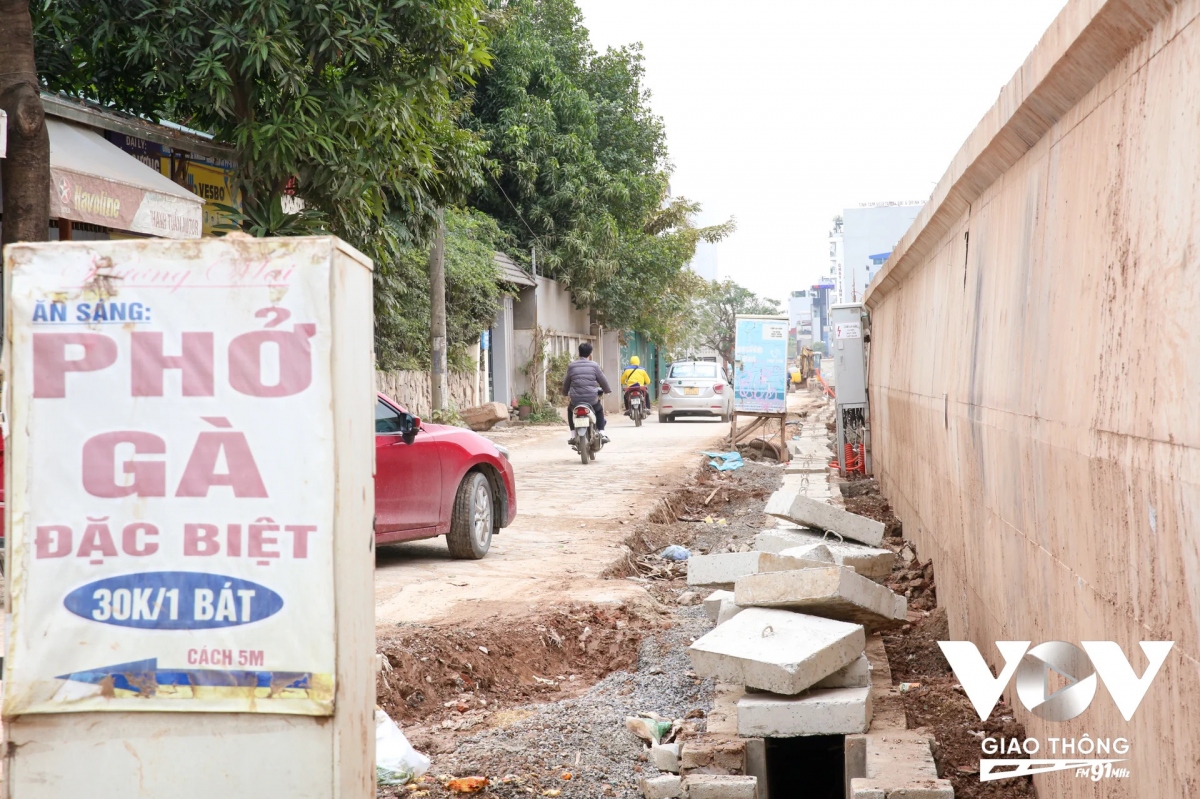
[376,603,665,755]
[885,588,1037,798]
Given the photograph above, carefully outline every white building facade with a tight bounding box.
[836,202,923,303]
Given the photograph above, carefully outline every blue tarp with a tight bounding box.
[703,451,745,471]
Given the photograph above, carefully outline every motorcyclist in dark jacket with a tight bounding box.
[561,342,611,443]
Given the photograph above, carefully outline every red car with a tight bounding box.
[0,394,517,561]
[373,393,516,559]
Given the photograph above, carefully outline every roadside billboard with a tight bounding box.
[3,238,354,717]
[733,314,789,414]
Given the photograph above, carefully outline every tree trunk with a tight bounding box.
[429,209,447,413]
[0,0,50,247]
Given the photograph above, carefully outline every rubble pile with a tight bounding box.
[625,467,952,799]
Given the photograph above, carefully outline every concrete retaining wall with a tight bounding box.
[375,370,477,419]
[864,0,1200,795]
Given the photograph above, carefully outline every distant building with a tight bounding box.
[809,276,837,352]
[828,216,844,303]
[788,290,814,351]
[836,203,923,302]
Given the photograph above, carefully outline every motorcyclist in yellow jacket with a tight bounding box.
[620,355,651,415]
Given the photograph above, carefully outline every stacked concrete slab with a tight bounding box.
[687,551,833,590]
[764,489,885,547]
[684,486,911,746]
[754,526,895,583]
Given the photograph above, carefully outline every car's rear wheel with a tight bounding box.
[447,472,493,559]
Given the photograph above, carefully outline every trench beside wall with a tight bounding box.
[864,0,1200,795]
[375,370,477,419]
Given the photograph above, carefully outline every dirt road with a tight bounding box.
[373,411,726,628]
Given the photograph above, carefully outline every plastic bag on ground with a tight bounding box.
[660,545,690,561]
[376,708,430,786]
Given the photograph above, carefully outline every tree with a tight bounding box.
[468,0,666,301]
[34,0,494,359]
[1,0,50,248]
[35,0,492,238]
[374,207,511,371]
[592,193,734,346]
[697,280,782,366]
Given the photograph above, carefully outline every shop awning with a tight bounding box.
[48,119,204,239]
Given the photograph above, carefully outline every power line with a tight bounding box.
[489,171,546,249]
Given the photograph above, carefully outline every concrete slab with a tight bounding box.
[651,743,680,774]
[687,551,833,589]
[846,731,952,799]
[687,608,866,695]
[737,686,872,737]
[733,567,906,630]
[864,634,906,732]
[703,590,735,622]
[813,653,870,688]
[742,738,769,799]
[716,598,746,625]
[754,526,895,583]
[684,774,759,799]
[639,774,683,798]
[764,490,885,547]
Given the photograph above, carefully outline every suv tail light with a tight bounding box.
[574,406,590,416]
[714,383,725,394]
[661,381,672,394]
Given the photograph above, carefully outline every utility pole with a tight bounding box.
[430,209,447,412]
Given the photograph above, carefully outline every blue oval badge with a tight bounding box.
[64,572,283,630]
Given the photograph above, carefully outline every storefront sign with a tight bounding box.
[4,240,337,715]
[733,315,789,414]
[104,132,239,235]
[50,167,203,239]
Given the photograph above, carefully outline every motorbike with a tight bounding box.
[569,394,606,465]
[624,385,649,427]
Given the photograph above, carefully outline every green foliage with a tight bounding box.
[430,403,466,427]
[526,403,562,424]
[34,0,495,362]
[810,341,827,355]
[468,0,720,337]
[545,352,572,406]
[374,207,512,370]
[34,0,493,238]
[517,391,537,408]
[695,280,783,365]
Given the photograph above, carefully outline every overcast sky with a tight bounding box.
[575,0,1069,306]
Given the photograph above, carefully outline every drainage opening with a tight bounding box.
[765,735,844,798]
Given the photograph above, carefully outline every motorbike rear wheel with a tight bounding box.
[577,432,591,464]
[634,410,643,428]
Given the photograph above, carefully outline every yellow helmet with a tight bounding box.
[630,355,641,366]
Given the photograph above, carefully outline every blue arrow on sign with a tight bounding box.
[58,659,310,692]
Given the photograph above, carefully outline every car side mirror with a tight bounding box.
[402,415,421,445]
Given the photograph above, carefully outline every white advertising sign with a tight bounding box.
[5,240,336,716]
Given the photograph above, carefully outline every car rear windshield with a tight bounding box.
[669,362,719,379]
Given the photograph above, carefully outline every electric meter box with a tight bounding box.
[831,303,867,405]
[3,236,376,798]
